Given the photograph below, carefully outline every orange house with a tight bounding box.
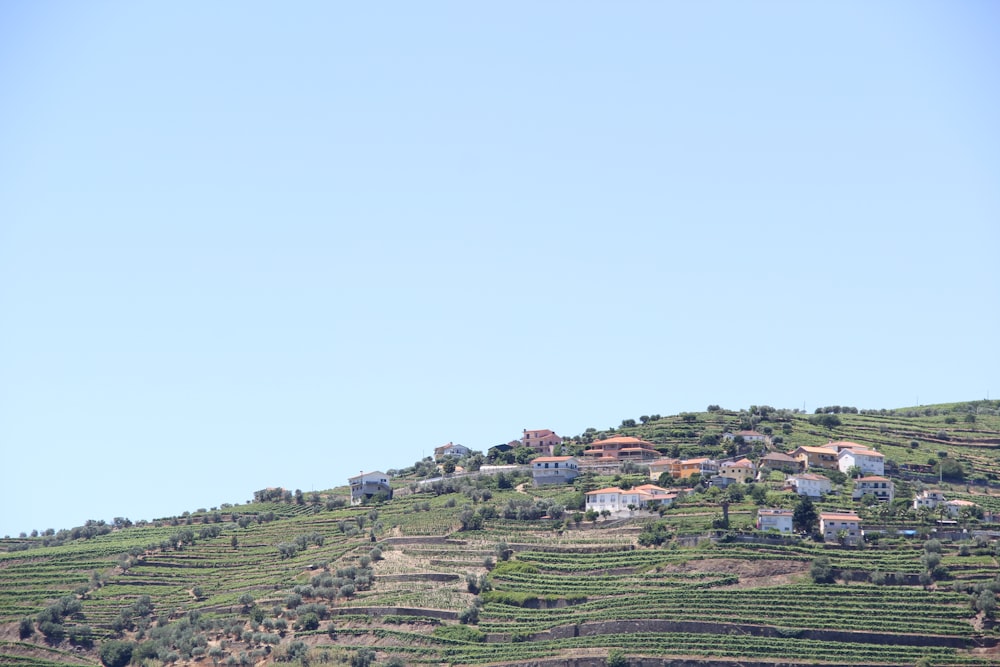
[583,436,659,461]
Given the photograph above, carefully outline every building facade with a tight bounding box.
[531,456,579,486]
[348,471,393,506]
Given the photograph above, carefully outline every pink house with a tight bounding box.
[522,429,562,456]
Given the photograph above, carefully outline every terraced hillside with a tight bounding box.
[2,400,1000,666]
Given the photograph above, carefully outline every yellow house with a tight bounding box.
[791,446,839,470]
[719,458,756,484]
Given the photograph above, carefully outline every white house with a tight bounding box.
[756,508,793,533]
[632,484,677,508]
[724,430,768,444]
[531,456,579,486]
[348,471,392,505]
[585,485,675,515]
[913,489,947,510]
[788,473,832,497]
[852,476,894,502]
[433,442,471,460]
[944,499,979,518]
[838,448,885,476]
[819,511,863,545]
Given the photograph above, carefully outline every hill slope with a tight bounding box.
[2,400,1000,667]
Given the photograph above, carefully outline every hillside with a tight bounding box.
[3,400,1000,667]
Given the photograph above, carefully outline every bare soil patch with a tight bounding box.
[654,557,808,587]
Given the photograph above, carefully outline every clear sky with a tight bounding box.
[1,2,998,537]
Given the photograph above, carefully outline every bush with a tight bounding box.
[432,625,485,643]
[810,556,835,584]
[18,617,33,639]
[296,613,319,632]
[38,621,65,642]
[607,648,630,667]
[100,641,135,667]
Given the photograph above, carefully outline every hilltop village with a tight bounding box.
[349,416,994,547]
[4,401,1000,667]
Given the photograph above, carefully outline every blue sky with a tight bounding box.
[1,2,998,537]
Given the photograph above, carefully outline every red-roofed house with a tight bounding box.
[673,457,719,479]
[719,458,756,484]
[648,458,678,481]
[583,436,660,462]
[759,451,802,474]
[791,446,839,470]
[585,484,676,515]
[522,429,562,456]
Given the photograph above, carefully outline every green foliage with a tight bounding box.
[793,496,817,533]
[607,648,630,667]
[810,556,835,584]
[433,624,486,643]
[99,640,134,667]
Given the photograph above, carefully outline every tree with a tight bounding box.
[810,556,835,584]
[977,590,997,617]
[793,496,818,533]
[18,617,33,639]
[442,459,456,475]
[297,613,320,631]
[100,641,134,667]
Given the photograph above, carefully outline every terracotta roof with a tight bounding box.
[820,512,861,522]
[723,459,755,468]
[586,487,626,495]
[633,484,671,494]
[761,452,797,462]
[792,474,828,481]
[856,476,890,482]
[525,429,557,437]
[533,456,574,463]
[683,457,711,464]
[841,448,884,458]
[591,436,656,447]
[795,446,838,454]
[828,441,866,450]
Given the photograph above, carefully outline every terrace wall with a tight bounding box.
[494,619,983,649]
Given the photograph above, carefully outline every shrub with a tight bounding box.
[810,556,835,584]
[349,648,375,667]
[100,641,135,667]
[607,648,630,667]
[432,625,485,643]
[18,617,33,639]
[296,613,320,632]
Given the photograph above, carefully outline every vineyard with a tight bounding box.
[2,400,1000,666]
